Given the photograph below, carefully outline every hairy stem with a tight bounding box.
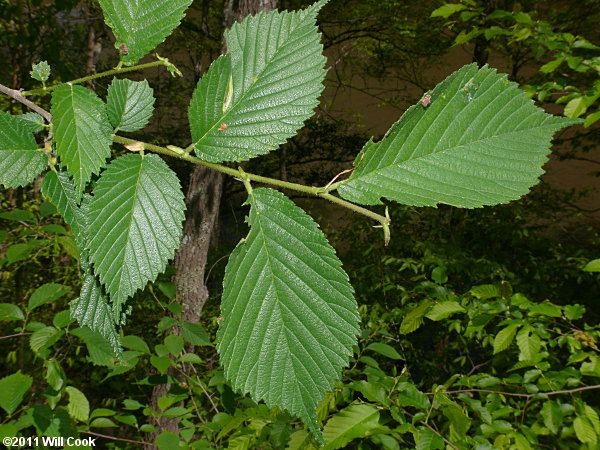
[425,384,600,398]
[21,59,172,96]
[0,83,52,122]
[0,77,393,240]
[113,135,391,237]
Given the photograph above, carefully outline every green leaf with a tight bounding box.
[493,323,520,354]
[65,386,90,422]
[98,0,193,65]
[106,78,155,132]
[178,353,203,364]
[370,434,400,450]
[18,112,45,132]
[181,322,211,346]
[6,243,34,264]
[540,56,565,73]
[41,171,87,247]
[528,301,562,317]
[0,208,37,222]
[156,430,181,449]
[585,404,600,434]
[0,303,25,321]
[430,3,467,18]
[516,326,541,361]
[365,342,403,360]
[564,96,587,118]
[90,417,118,428]
[0,371,33,415]
[30,404,77,437]
[337,64,581,208]
[44,359,66,391]
[189,1,327,163]
[574,416,597,444]
[287,430,318,450]
[470,284,501,299]
[351,381,388,406]
[87,153,185,316]
[42,224,67,234]
[53,310,73,328]
[30,326,63,355]
[51,85,112,196]
[442,402,471,440]
[322,403,380,450]
[0,111,46,188]
[217,187,359,443]
[415,427,444,450]
[583,259,600,272]
[425,301,465,321]
[540,401,562,434]
[584,110,600,128]
[150,355,173,374]
[30,61,51,82]
[91,408,116,418]
[122,335,149,353]
[399,301,432,334]
[396,382,430,409]
[28,283,70,312]
[164,334,184,355]
[581,357,600,377]
[71,259,123,358]
[70,327,117,366]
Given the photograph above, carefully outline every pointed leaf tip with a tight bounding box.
[338,64,582,208]
[217,188,359,442]
[107,78,155,132]
[189,2,327,163]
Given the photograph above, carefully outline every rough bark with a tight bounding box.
[146,1,277,447]
[472,0,497,67]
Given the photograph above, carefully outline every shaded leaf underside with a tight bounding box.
[42,171,122,357]
[51,85,112,197]
[337,64,580,208]
[107,78,155,132]
[189,0,327,163]
[87,153,185,317]
[0,111,46,188]
[218,187,359,442]
[98,0,193,65]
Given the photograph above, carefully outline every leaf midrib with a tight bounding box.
[94,156,144,298]
[351,121,556,183]
[244,191,326,417]
[192,13,308,150]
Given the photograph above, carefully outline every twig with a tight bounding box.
[81,430,150,445]
[113,135,392,242]
[21,59,173,96]
[0,332,31,341]
[0,83,52,122]
[194,374,220,415]
[426,384,600,398]
[466,360,491,376]
[418,421,459,450]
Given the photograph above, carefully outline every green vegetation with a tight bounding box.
[1,0,599,448]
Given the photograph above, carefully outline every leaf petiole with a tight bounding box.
[113,134,392,242]
[21,58,173,96]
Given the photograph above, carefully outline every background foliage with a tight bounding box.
[1,0,599,449]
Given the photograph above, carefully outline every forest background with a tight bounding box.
[1,0,600,448]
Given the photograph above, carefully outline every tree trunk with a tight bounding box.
[146,1,277,447]
[472,0,497,67]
